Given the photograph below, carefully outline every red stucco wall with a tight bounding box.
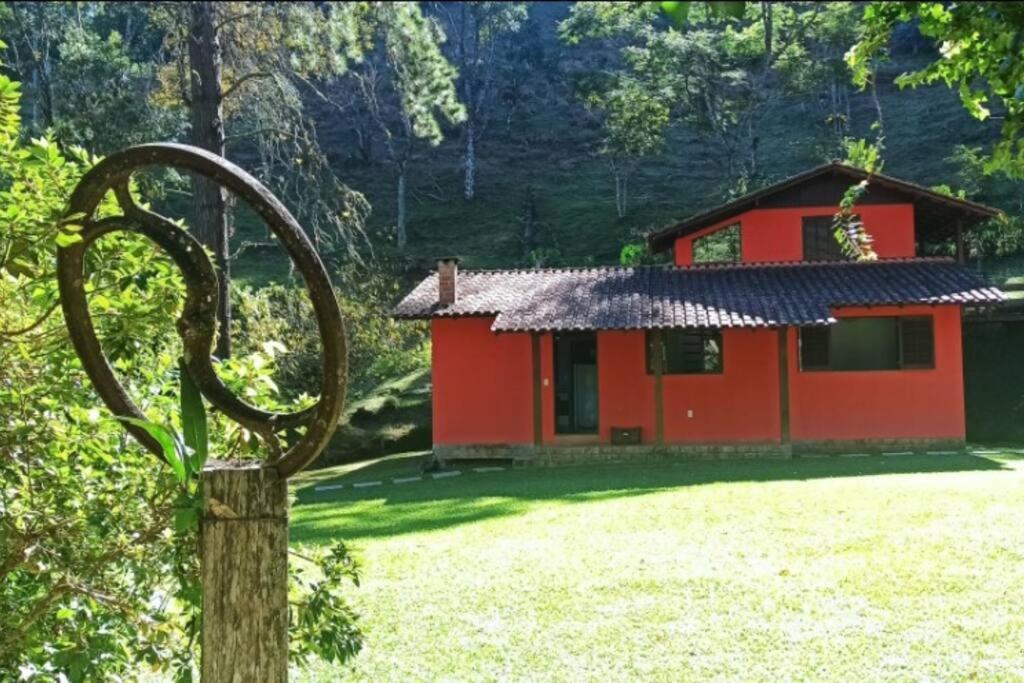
[673,204,916,266]
[431,317,534,445]
[431,307,965,447]
[662,328,781,442]
[788,305,966,442]
[563,329,781,444]
[596,330,656,442]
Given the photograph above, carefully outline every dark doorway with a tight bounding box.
[554,332,598,434]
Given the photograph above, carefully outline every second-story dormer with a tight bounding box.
[648,163,999,266]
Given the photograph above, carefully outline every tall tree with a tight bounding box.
[583,77,669,218]
[152,2,462,342]
[809,4,859,145]
[562,2,822,189]
[185,1,231,357]
[434,2,527,201]
[345,5,464,249]
[1,2,177,152]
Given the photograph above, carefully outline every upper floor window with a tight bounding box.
[799,316,935,371]
[802,216,849,261]
[647,329,723,374]
[693,223,741,263]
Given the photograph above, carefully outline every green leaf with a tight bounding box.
[710,1,746,19]
[55,230,83,247]
[174,505,199,533]
[660,1,690,27]
[117,416,188,483]
[179,358,209,474]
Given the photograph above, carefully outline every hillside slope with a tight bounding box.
[263,4,1020,277]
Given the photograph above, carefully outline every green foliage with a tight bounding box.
[0,69,361,679]
[841,136,885,173]
[1,3,181,152]
[587,78,670,162]
[946,144,987,200]
[693,224,741,263]
[563,1,825,187]
[967,215,1024,261]
[289,542,363,667]
[179,359,209,475]
[371,3,467,146]
[849,2,1024,178]
[832,179,878,261]
[233,272,429,401]
[619,242,647,266]
[0,66,193,679]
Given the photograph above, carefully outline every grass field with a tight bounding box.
[290,450,1024,681]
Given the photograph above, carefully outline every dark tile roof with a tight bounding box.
[648,162,1001,251]
[393,259,1004,331]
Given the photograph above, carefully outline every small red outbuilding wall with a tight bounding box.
[788,305,966,442]
[431,317,534,445]
[674,204,916,266]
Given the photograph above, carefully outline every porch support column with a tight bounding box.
[777,327,791,445]
[955,217,965,264]
[532,332,543,446]
[652,328,665,444]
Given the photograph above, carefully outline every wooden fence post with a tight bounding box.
[201,460,289,682]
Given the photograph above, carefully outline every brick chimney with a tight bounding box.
[437,257,459,306]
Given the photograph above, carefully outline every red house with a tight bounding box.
[395,164,1005,464]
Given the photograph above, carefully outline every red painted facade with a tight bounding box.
[430,305,965,448]
[431,317,534,445]
[788,305,966,442]
[674,204,916,266]
[428,197,971,451]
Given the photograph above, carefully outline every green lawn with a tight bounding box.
[290,450,1024,681]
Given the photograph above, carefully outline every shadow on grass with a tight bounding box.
[291,453,1012,544]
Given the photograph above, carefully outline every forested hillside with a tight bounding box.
[5,2,1021,284]
[296,2,1021,275]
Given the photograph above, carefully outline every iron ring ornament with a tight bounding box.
[56,143,346,480]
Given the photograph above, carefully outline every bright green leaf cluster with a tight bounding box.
[848,2,1024,177]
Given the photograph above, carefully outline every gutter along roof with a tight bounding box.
[393,258,1004,332]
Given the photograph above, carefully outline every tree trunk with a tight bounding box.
[612,166,627,219]
[748,117,759,176]
[521,188,537,260]
[464,118,477,201]
[201,460,289,682]
[396,167,407,250]
[188,1,232,359]
[613,170,622,218]
[870,68,885,140]
[620,173,628,218]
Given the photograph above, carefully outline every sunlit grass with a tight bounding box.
[291,451,1024,681]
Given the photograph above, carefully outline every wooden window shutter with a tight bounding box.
[899,316,935,368]
[802,216,848,261]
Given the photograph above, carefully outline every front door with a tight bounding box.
[554,332,598,434]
